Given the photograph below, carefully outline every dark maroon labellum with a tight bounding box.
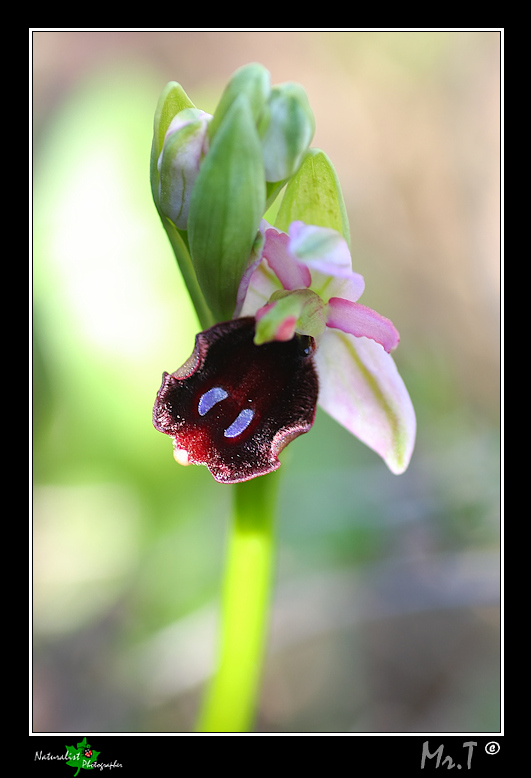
[153,317,319,483]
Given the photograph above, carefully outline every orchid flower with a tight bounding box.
[153,219,415,482]
[150,66,417,733]
[151,65,415,485]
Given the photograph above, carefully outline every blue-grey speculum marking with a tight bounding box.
[224,408,254,438]
[198,387,228,416]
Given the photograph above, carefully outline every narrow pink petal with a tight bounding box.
[263,229,311,290]
[315,329,416,474]
[326,297,400,353]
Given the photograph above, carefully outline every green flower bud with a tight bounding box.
[208,62,271,143]
[157,108,211,229]
[259,83,315,183]
[150,81,196,210]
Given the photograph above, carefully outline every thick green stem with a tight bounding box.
[196,471,280,732]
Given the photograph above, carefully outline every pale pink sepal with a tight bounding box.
[289,221,352,272]
[262,228,311,290]
[288,222,365,301]
[315,329,416,474]
[326,297,400,353]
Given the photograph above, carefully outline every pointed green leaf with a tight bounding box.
[275,149,350,247]
[188,94,266,322]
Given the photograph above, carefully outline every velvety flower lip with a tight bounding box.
[237,220,416,474]
[153,317,318,484]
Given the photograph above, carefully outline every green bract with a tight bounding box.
[275,149,351,247]
[188,94,266,323]
[150,82,214,330]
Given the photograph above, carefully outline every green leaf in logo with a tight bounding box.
[65,737,100,776]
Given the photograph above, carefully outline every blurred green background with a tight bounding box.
[32,30,500,733]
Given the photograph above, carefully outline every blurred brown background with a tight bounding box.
[33,30,500,734]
